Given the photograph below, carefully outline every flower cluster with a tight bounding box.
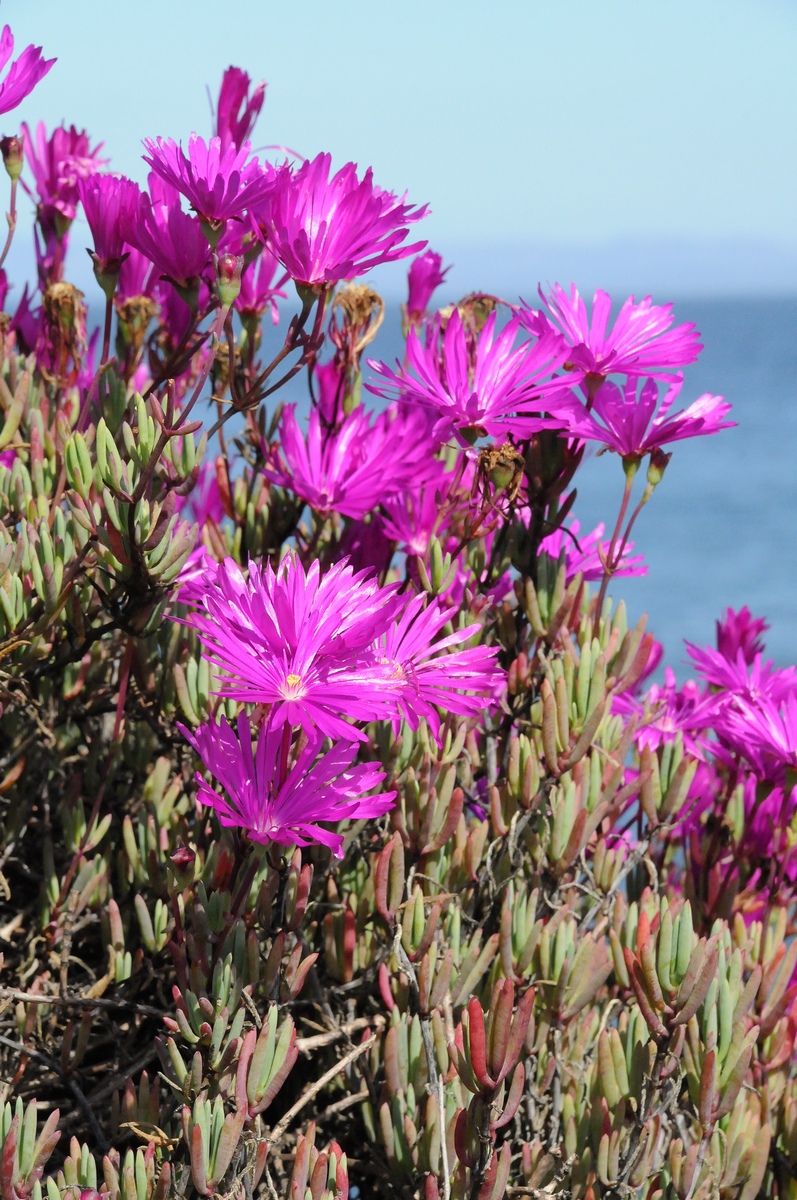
[3,22,796,1200]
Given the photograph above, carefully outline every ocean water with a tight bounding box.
[269,295,797,675]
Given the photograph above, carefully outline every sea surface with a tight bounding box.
[269,296,797,677]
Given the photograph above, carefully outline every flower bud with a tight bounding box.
[647,446,672,486]
[0,135,23,181]
[215,253,243,307]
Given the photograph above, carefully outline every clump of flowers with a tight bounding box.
[1,23,795,1200]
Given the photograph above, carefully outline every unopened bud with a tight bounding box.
[215,252,243,307]
[169,844,197,888]
[0,135,23,181]
[647,447,672,487]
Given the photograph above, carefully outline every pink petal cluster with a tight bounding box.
[253,152,428,287]
[22,122,107,230]
[78,174,141,274]
[264,403,441,520]
[0,25,55,115]
[377,592,502,739]
[368,309,574,443]
[715,606,769,666]
[522,285,702,381]
[179,712,394,856]
[556,375,734,460]
[184,552,502,746]
[121,175,210,292]
[538,517,646,583]
[215,66,265,154]
[406,250,450,321]
[143,134,274,227]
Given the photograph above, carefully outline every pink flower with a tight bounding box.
[265,403,441,520]
[185,553,404,741]
[538,517,646,583]
[721,694,797,782]
[716,606,769,666]
[116,246,156,303]
[556,375,733,460]
[22,122,107,234]
[376,592,502,740]
[613,668,721,759]
[78,174,141,276]
[367,309,573,443]
[380,465,457,556]
[253,152,428,286]
[181,460,225,526]
[215,66,266,154]
[523,285,702,382]
[685,644,796,705]
[121,175,210,293]
[143,134,274,229]
[179,712,395,856]
[0,25,55,115]
[406,250,450,321]
[231,241,287,327]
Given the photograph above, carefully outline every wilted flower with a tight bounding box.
[368,308,573,443]
[524,284,702,384]
[143,134,274,232]
[215,66,266,153]
[253,152,428,287]
[264,403,441,520]
[180,712,395,856]
[0,24,55,115]
[185,553,403,741]
[555,374,733,461]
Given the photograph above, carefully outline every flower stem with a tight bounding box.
[0,179,18,274]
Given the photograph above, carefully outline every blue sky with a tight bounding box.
[4,0,797,293]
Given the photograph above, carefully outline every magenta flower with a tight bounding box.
[368,309,573,443]
[116,246,156,303]
[185,553,404,741]
[0,25,55,115]
[523,285,702,382]
[555,375,733,460]
[406,250,450,321]
[613,668,721,759]
[122,175,210,293]
[143,134,274,230]
[376,592,502,740]
[253,152,428,287]
[381,465,457,556]
[538,517,646,583]
[78,174,141,276]
[232,241,287,327]
[180,713,395,856]
[265,403,440,520]
[716,606,769,666]
[685,643,796,705]
[22,122,107,234]
[721,694,797,782]
[215,66,266,154]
